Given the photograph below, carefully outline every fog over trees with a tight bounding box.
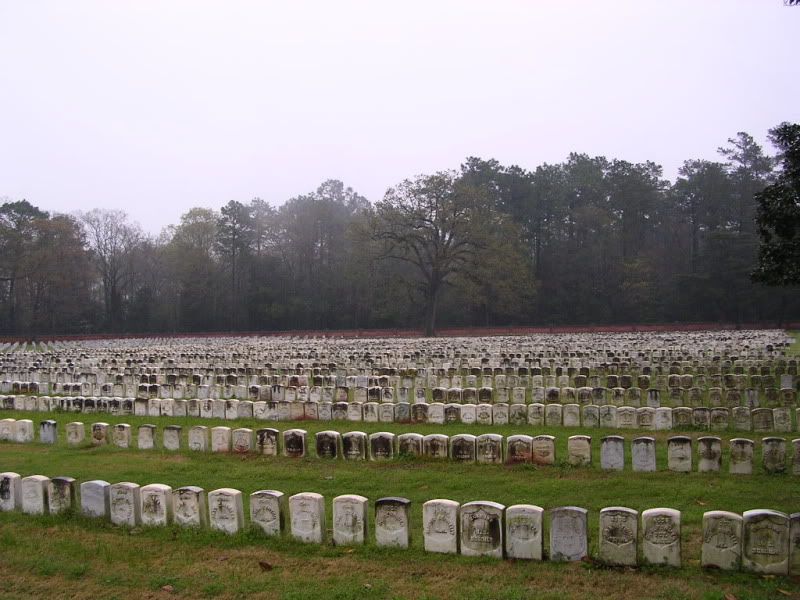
[2,124,799,336]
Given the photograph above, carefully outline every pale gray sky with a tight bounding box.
[1,1,797,232]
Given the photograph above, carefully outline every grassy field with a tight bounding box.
[1,410,799,599]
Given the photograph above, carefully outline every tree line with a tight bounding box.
[1,124,798,337]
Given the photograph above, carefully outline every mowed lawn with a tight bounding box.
[1,411,799,599]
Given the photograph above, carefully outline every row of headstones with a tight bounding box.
[4,395,800,433]
[3,378,798,406]
[6,418,800,475]
[0,472,798,574]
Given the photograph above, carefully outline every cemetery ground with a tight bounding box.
[1,412,799,600]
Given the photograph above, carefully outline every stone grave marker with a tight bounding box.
[333,494,368,545]
[742,509,790,575]
[505,504,543,560]
[173,486,207,528]
[423,499,459,554]
[208,488,245,534]
[599,507,638,566]
[460,501,504,558]
[375,497,411,548]
[110,482,141,526]
[290,492,325,543]
[642,508,681,567]
[550,506,588,562]
[701,510,742,571]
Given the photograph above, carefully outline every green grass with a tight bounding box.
[788,330,800,356]
[1,413,799,599]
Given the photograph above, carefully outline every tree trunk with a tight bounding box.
[424,284,439,337]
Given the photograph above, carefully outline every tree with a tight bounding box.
[80,209,143,331]
[0,200,48,333]
[373,171,506,336]
[752,122,800,286]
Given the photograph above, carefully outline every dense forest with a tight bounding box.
[2,125,799,337]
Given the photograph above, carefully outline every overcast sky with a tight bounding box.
[1,1,797,233]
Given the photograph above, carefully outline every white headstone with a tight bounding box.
[641,508,681,567]
[289,492,326,543]
[250,490,284,536]
[21,475,50,515]
[375,497,411,548]
[599,507,638,566]
[742,509,790,575]
[109,482,141,527]
[460,501,504,558]
[423,499,459,554]
[701,510,742,571]
[208,488,245,534]
[505,504,543,560]
[80,480,111,518]
[333,494,369,546]
[173,486,208,528]
[550,506,588,562]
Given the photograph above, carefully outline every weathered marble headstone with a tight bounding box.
[65,421,86,446]
[752,408,774,433]
[112,423,132,448]
[476,434,503,465]
[333,494,369,545]
[733,406,752,431]
[762,437,786,473]
[253,428,277,456]
[449,434,476,463]
[282,428,307,458]
[729,438,755,475]
[790,512,800,575]
[80,480,110,518]
[550,506,588,562]
[531,435,556,466]
[163,425,183,451]
[315,430,341,459]
[642,508,681,567]
[21,475,50,515]
[600,436,625,471]
[211,426,232,453]
[289,492,326,543]
[423,499,459,554]
[773,407,792,433]
[424,434,449,459]
[701,510,742,571]
[91,422,109,446]
[742,509,790,574]
[342,431,367,460]
[250,490,285,536]
[667,436,692,472]
[582,405,599,428]
[14,419,33,444]
[599,507,638,566]
[0,472,22,512]
[173,486,207,527]
[567,435,591,467]
[110,482,141,526]
[208,488,245,534]
[599,405,618,428]
[138,424,156,450]
[367,431,395,460]
[375,497,411,548]
[709,408,730,431]
[632,437,656,472]
[459,501,504,558]
[140,483,173,526]
[544,403,562,426]
[397,432,423,457]
[505,504,543,560]
[793,438,800,477]
[563,404,580,427]
[47,476,76,514]
[527,403,545,426]
[39,420,57,444]
[697,436,722,473]
[188,425,209,452]
[506,434,533,464]
[476,404,493,426]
